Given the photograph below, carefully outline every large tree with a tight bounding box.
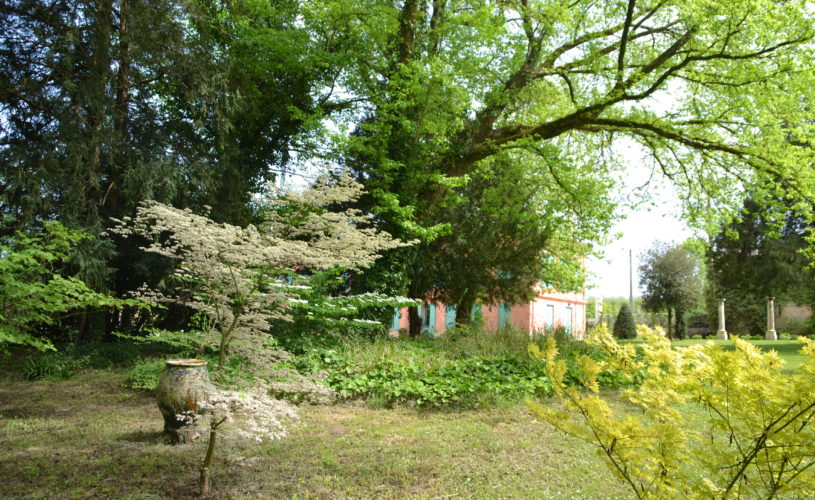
[707,198,815,335]
[639,241,702,339]
[323,0,815,321]
[0,0,352,338]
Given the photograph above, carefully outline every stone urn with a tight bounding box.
[156,359,212,443]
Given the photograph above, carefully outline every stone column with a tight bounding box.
[716,298,728,340]
[765,296,777,340]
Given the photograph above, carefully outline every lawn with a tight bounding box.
[674,339,806,373]
[0,369,630,499]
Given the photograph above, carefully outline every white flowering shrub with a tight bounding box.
[111,174,411,370]
[195,385,298,495]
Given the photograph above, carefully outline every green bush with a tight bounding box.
[293,327,636,409]
[20,341,145,380]
[0,221,145,352]
[613,303,636,339]
[22,352,80,380]
[127,359,166,391]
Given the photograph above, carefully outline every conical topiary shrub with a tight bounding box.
[613,303,636,339]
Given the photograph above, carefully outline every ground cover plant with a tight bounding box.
[292,327,638,408]
[533,324,815,498]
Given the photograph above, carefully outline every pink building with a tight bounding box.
[391,284,587,338]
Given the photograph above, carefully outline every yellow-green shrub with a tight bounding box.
[529,324,815,498]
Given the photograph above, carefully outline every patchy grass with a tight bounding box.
[0,368,630,499]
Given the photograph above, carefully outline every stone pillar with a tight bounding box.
[716,299,728,340]
[594,297,602,322]
[765,296,777,340]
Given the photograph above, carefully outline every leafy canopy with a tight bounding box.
[326,0,815,307]
[0,222,144,352]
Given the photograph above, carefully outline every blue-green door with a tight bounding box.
[422,304,436,336]
[445,305,456,330]
[391,307,400,330]
[499,302,510,328]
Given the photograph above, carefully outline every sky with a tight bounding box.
[584,145,698,298]
[585,205,695,298]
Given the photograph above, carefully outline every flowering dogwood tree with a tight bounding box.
[112,174,410,370]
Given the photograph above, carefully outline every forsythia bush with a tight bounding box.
[529,324,815,499]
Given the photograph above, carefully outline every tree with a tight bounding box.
[112,175,407,370]
[330,0,815,318]
[0,0,350,339]
[707,198,814,335]
[639,242,702,339]
[0,222,143,352]
[613,303,636,339]
[530,324,815,498]
[396,152,610,333]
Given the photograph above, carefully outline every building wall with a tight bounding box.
[778,302,813,333]
[391,289,586,337]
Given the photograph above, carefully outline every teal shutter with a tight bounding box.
[471,304,481,321]
[391,308,400,330]
[445,305,457,330]
[423,304,436,336]
[499,303,510,328]
[565,306,573,333]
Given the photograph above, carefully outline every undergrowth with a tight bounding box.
[292,326,638,409]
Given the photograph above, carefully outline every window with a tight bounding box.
[445,305,456,330]
[545,305,555,330]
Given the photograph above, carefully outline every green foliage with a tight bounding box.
[22,352,82,381]
[639,241,703,339]
[323,355,553,408]
[274,267,418,353]
[294,327,634,408]
[21,341,142,380]
[612,304,636,339]
[0,222,145,352]
[338,0,815,332]
[126,359,166,391]
[709,198,813,335]
[531,324,815,498]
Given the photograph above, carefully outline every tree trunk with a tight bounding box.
[408,306,422,338]
[667,308,673,340]
[455,293,476,328]
[675,307,685,340]
[107,0,131,220]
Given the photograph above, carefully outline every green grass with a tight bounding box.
[0,368,630,499]
[673,339,806,373]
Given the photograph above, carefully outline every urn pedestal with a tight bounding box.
[156,359,211,443]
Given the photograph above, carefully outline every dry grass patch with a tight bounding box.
[0,369,629,499]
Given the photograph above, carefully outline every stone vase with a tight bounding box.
[156,359,212,443]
